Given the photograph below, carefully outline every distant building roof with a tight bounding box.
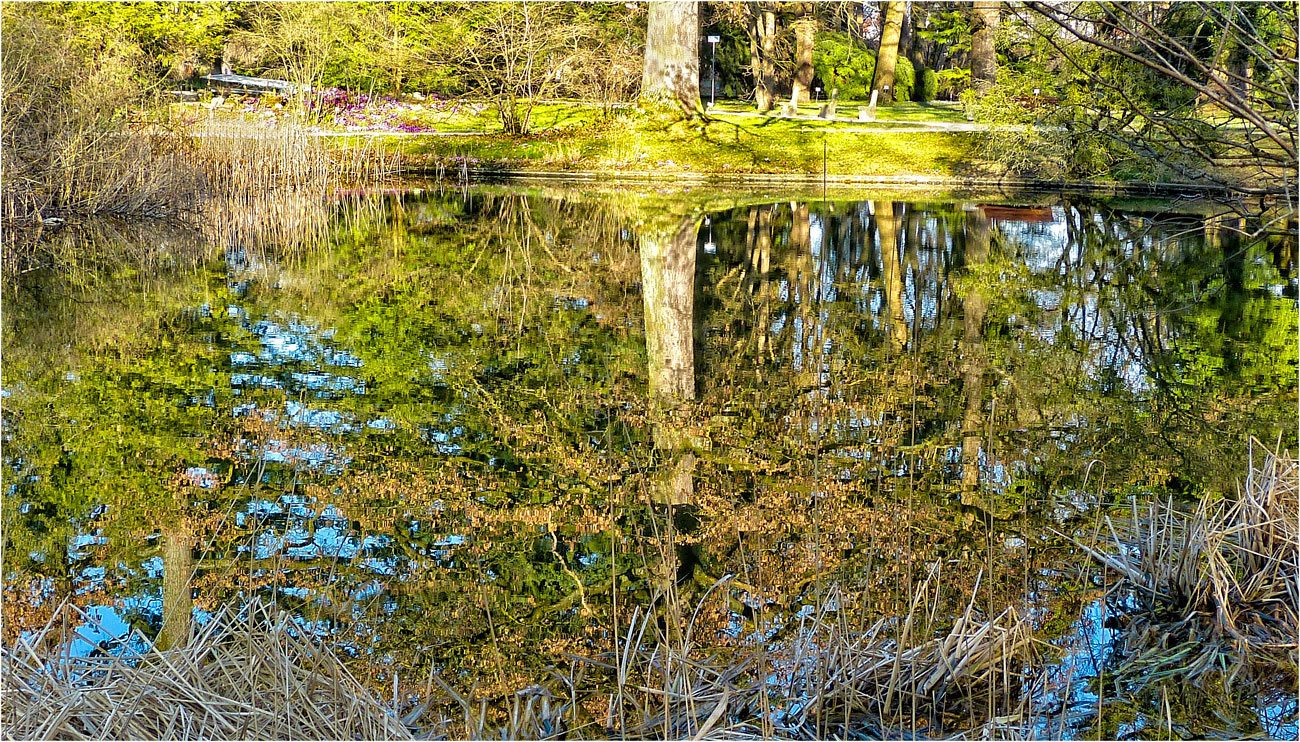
[204,74,296,93]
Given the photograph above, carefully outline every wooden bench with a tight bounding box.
[204,74,297,97]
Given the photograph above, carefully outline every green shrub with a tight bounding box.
[812,31,874,100]
[812,31,919,103]
[917,68,938,102]
[935,67,970,99]
[893,57,914,102]
[961,74,1127,180]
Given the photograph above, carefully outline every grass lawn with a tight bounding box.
[412,99,972,133]
[395,103,991,178]
[182,98,992,178]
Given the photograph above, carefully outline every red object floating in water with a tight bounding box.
[977,205,1056,223]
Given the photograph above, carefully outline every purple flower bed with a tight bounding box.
[304,87,444,132]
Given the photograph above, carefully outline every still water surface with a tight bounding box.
[3,185,1296,737]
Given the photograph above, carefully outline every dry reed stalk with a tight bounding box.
[188,119,400,197]
[423,567,1036,740]
[1067,441,1298,682]
[1,599,412,740]
[531,567,1040,741]
[5,113,401,271]
[184,120,400,255]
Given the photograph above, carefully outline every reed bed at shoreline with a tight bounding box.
[604,589,1036,740]
[424,567,1039,740]
[0,599,413,741]
[1071,442,1298,683]
[4,450,1295,739]
[1,572,1038,741]
[3,116,401,274]
[189,120,398,196]
[189,120,400,257]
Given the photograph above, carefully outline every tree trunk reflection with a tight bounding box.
[876,201,909,352]
[641,216,698,405]
[158,524,192,650]
[641,214,699,508]
[961,207,990,498]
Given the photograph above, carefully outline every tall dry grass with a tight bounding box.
[186,119,400,255]
[2,6,401,272]
[0,599,413,740]
[0,6,196,227]
[4,116,402,273]
[422,565,1039,740]
[1070,441,1298,682]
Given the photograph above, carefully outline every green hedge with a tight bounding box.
[893,57,915,102]
[812,32,875,100]
[917,68,938,102]
[811,31,921,103]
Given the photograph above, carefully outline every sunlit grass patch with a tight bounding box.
[400,111,989,178]
[706,100,969,124]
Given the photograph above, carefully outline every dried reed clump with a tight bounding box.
[4,118,402,273]
[1,600,413,741]
[1073,442,1298,681]
[188,119,400,201]
[436,569,1038,740]
[609,576,1036,740]
[3,4,400,262]
[610,603,1035,740]
[180,119,400,255]
[0,6,199,230]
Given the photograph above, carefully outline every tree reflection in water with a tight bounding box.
[2,186,1295,737]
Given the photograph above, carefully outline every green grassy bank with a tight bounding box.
[394,102,991,178]
[184,98,992,180]
[181,97,1276,195]
[398,115,988,178]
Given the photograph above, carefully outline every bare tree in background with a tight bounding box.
[789,3,816,105]
[1022,1,1297,216]
[718,2,781,113]
[872,1,906,104]
[751,3,780,112]
[429,3,584,135]
[227,3,356,108]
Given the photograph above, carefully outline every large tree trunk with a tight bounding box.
[875,201,908,351]
[872,2,905,104]
[789,11,816,105]
[970,1,1000,91]
[906,6,931,98]
[1203,30,1241,107]
[747,206,774,353]
[651,451,696,505]
[643,215,699,508]
[899,2,913,61]
[642,1,700,106]
[749,6,778,112]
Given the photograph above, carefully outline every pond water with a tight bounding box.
[3,184,1296,738]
